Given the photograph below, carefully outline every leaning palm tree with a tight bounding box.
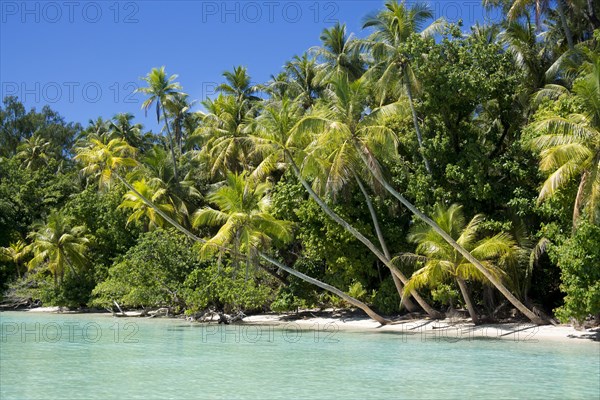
[192,172,390,324]
[529,54,600,226]
[298,77,547,324]
[75,136,384,322]
[136,67,184,180]
[141,145,201,227]
[251,95,439,317]
[400,204,518,324]
[119,179,177,231]
[362,0,444,173]
[75,138,138,190]
[27,212,89,286]
[0,240,29,278]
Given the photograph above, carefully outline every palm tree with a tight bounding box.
[311,22,365,81]
[251,95,439,317]
[400,204,518,324]
[0,240,29,278]
[108,113,152,151]
[75,138,138,190]
[284,54,324,110]
[164,93,197,154]
[190,94,254,178]
[298,77,547,324]
[27,212,89,285]
[76,134,387,323]
[529,54,600,226]
[362,0,445,173]
[16,135,51,170]
[119,179,177,230]
[217,66,261,107]
[142,145,201,226]
[137,67,184,180]
[192,173,291,262]
[192,172,390,324]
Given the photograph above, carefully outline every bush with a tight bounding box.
[552,222,600,323]
[91,229,200,310]
[182,262,274,314]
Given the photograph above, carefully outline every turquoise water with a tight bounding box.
[1,312,598,399]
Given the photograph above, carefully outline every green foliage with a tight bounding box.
[183,262,273,314]
[551,222,600,323]
[372,276,401,314]
[63,186,140,271]
[91,229,199,310]
[431,283,460,308]
[1,6,598,322]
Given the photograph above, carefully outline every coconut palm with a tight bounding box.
[529,54,600,226]
[192,172,291,262]
[399,204,518,324]
[284,54,325,110]
[192,172,390,324]
[251,95,439,317]
[190,94,255,178]
[137,67,184,180]
[75,138,138,190]
[142,145,201,222]
[119,179,177,230]
[362,0,445,173]
[0,240,29,278]
[16,135,51,170]
[484,0,576,47]
[108,113,152,152]
[27,212,89,285]
[217,66,261,107]
[164,93,197,154]
[298,77,547,324]
[76,131,387,324]
[311,22,366,81]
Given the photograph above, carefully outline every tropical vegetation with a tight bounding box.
[1,1,598,326]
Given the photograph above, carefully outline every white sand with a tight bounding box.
[20,307,598,343]
[241,313,599,343]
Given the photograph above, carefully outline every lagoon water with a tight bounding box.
[1,312,599,399]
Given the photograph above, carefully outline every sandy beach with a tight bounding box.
[15,306,599,344]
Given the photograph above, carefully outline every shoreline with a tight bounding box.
[3,306,599,343]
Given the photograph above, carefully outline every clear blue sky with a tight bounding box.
[1,1,501,132]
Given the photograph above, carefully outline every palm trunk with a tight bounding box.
[404,69,432,174]
[586,0,600,29]
[353,173,418,312]
[159,100,179,182]
[456,277,479,325]
[572,171,588,231]
[354,145,548,325]
[258,253,390,325]
[114,171,389,324]
[556,0,574,50]
[285,151,442,319]
[15,261,21,279]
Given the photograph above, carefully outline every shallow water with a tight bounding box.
[1,312,599,399]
